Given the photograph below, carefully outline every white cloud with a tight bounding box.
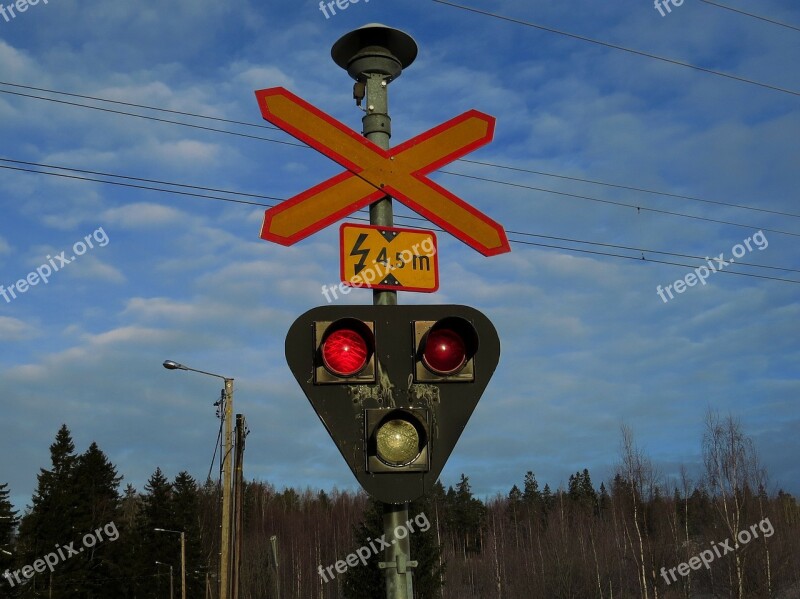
[0,316,38,341]
[145,139,221,167]
[66,256,125,283]
[102,202,185,228]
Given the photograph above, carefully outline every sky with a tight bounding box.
[0,0,798,515]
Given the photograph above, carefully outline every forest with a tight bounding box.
[0,412,798,598]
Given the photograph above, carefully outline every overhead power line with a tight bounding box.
[0,83,794,225]
[0,80,281,131]
[430,0,800,98]
[1,158,797,285]
[0,88,304,147]
[440,170,800,238]
[459,159,800,220]
[699,0,800,33]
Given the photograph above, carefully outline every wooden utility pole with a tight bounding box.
[220,379,234,599]
[162,360,235,599]
[270,535,280,599]
[231,414,246,599]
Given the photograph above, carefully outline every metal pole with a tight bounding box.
[379,503,417,599]
[180,533,187,599]
[364,74,397,307]
[270,535,280,599]
[220,379,234,599]
[332,24,418,599]
[170,565,174,599]
[363,76,413,598]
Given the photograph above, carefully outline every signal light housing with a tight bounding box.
[414,316,478,382]
[314,318,375,383]
[366,408,430,473]
[285,304,500,504]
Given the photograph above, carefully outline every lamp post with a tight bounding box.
[0,517,12,558]
[155,561,174,599]
[154,529,186,599]
[163,360,234,599]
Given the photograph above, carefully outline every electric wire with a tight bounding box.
[504,236,800,284]
[0,157,284,204]
[0,80,282,131]
[458,159,800,220]
[207,411,224,483]
[0,163,270,208]
[0,88,305,147]
[439,170,800,238]
[430,0,800,97]
[2,159,797,284]
[1,82,794,220]
[699,0,800,33]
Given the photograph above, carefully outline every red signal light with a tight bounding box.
[320,319,375,377]
[415,316,479,382]
[422,328,467,375]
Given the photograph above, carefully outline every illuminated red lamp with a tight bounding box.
[322,328,370,376]
[422,328,467,375]
[415,317,478,382]
[314,318,375,383]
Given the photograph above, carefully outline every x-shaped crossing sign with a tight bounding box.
[254,87,510,256]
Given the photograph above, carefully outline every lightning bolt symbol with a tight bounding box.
[350,233,370,275]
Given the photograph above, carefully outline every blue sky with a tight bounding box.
[0,0,798,513]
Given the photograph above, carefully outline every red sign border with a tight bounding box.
[339,223,440,293]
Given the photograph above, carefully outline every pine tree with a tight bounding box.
[172,471,204,598]
[69,441,123,598]
[507,484,523,525]
[523,471,540,506]
[452,474,486,554]
[598,482,611,518]
[16,424,79,598]
[72,442,122,530]
[541,483,554,522]
[408,493,446,599]
[0,482,18,581]
[341,498,383,599]
[117,485,144,599]
[135,468,174,599]
[568,468,597,515]
[342,495,444,599]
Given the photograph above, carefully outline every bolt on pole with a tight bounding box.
[332,23,419,599]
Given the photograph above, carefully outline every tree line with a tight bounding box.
[0,411,798,598]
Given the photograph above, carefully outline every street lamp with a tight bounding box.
[155,561,174,599]
[154,529,186,599]
[162,359,234,599]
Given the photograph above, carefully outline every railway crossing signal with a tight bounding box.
[284,304,500,504]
